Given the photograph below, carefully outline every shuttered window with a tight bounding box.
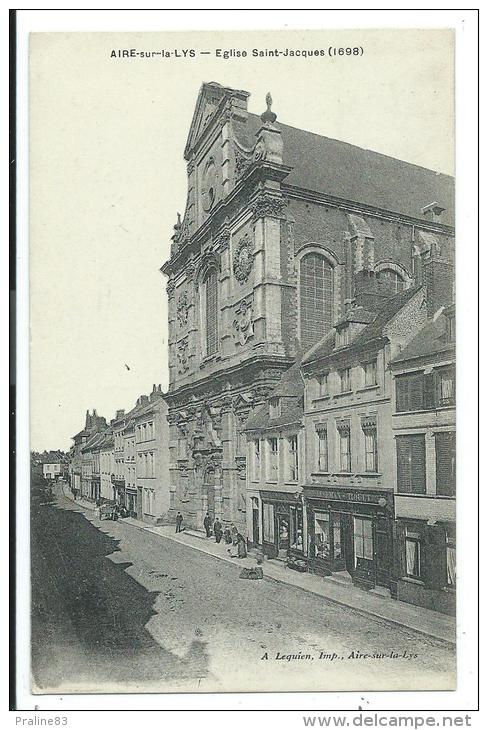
[205,268,218,355]
[395,372,425,412]
[435,432,456,496]
[299,253,333,350]
[396,435,426,494]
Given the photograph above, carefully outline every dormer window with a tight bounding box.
[269,397,281,419]
[336,326,350,349]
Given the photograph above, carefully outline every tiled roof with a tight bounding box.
[302,285,424,366]
[335,307,377,327]
[269,362,304,397]
[244,399,303,433]
[72,429,88,440]
[242,113,454,226]
[390,311,455,366]
[81,432,104,453]
[244,363,304,432]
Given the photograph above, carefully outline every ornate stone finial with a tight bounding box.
[261,92,277,124]
[174,212,182,231]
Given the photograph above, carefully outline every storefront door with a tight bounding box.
[252,498,260,546]
[331,511,346,571]
[276,514,290,559]
[342,513,355,576]
[375,517,391,587]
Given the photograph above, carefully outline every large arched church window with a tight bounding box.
[204,268,218,355]
[299,252,334,350]
[377,267,405,295]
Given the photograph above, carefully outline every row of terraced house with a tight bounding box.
[68,385,170,524]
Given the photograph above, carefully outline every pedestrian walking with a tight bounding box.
[213,519,223,543]
[175,511,183,533]
[237,533,247,559]
[223,528,232,545]
[203,512,212,538]
[229,523,239,557]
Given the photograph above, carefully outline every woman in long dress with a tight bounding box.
[229,523,239,557]
[237,533,247,559]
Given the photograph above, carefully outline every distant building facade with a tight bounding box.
[135,384,171,525]
[69,388,170,522]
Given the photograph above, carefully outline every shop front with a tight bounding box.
[90,476,100,502]
[125,487,137,517]
[260,490,304,561]
[304,486,394,592]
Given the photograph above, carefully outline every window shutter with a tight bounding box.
[410,373,425,410]
[410,435,426,494]
[424,372,435,409]
[435,432,456,496]
[396,437,411,493]
[396,377,408,412]
[397,435,425,494]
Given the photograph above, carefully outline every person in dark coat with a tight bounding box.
[203,512,212,537]
[213,519,223,543]
[175,512,183,533]
[237,533,247,558]
[223,528,232,544]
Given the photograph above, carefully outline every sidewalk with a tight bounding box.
[61,485,456,646]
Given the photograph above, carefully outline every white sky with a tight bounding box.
[29,28,454,451]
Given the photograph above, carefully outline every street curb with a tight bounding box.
[119,513,456,648]
[62,487,455,648]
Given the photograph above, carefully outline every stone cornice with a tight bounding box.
[282,183,455,235]
[166,354,293,403]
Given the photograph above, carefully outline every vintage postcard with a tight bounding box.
[28,27,457,696]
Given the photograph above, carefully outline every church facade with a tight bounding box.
[161,82,454,537]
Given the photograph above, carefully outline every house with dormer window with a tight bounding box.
[301,275,430,592]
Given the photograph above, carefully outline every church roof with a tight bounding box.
[302,285,424,366]
[240,113,454,226]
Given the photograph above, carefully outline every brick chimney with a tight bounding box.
[421,202,446,223]
[422,257,455,317]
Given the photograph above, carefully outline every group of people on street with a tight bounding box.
[205,513,247,558]
[175,511,247,558]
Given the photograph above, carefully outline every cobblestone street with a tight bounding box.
[31,487,455,694]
